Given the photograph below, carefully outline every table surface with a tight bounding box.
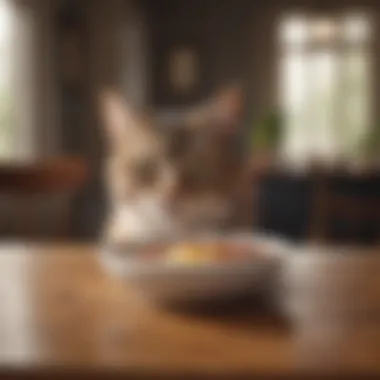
[1,243,380,378]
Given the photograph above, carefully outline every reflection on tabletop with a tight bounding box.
[0,244,380,376]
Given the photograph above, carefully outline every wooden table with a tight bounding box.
[1,244,380,378]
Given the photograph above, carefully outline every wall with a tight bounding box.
[146,1,276,119]
[145,0,380,241]
[53,0,380,241]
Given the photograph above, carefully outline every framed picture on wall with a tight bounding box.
[153,37,208,106]
[167,46,200,95]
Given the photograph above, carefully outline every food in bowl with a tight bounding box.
[140,239,254,265]
[166,242,221,264]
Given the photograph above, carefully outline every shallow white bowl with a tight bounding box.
[99,232,291,304]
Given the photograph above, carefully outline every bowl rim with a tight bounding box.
[99,231,293,276]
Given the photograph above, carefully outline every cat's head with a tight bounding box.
[99,87,244,223]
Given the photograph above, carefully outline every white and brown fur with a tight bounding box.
[99,87,250,245]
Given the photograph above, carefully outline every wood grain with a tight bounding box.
[0,244,380,377]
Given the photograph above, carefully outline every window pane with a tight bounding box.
[280,52,309,162]
[0,0,14,158]
[278,12,371,164]
[279,16,309,48]
[342,14,371,44]
[342,49,370,156]
[308,50,338,159]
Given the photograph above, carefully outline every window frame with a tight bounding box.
[276,9,375,166]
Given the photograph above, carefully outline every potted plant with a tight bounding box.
[250,110,283,169]
[356,124,380,170]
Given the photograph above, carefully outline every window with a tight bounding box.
[278,12,372,166]
[0,0,48,161]
[0,0,15,158]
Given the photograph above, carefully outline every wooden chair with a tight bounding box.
[0,156,88,239]
[309,169,380,245]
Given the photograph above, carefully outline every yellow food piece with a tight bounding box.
[166,243,218,264]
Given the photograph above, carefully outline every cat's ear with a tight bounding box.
[186,86,244,130]
[98,89,139,144]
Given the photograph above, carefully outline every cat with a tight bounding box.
[99,86,250,246]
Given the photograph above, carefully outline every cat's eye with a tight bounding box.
[133,159,159,184]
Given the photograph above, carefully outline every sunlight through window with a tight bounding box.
[279,12,372,166]
[0,0,14,158]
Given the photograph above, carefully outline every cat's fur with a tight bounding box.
[99,87,249,245]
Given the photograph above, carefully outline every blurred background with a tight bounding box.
[0,0,378,244]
